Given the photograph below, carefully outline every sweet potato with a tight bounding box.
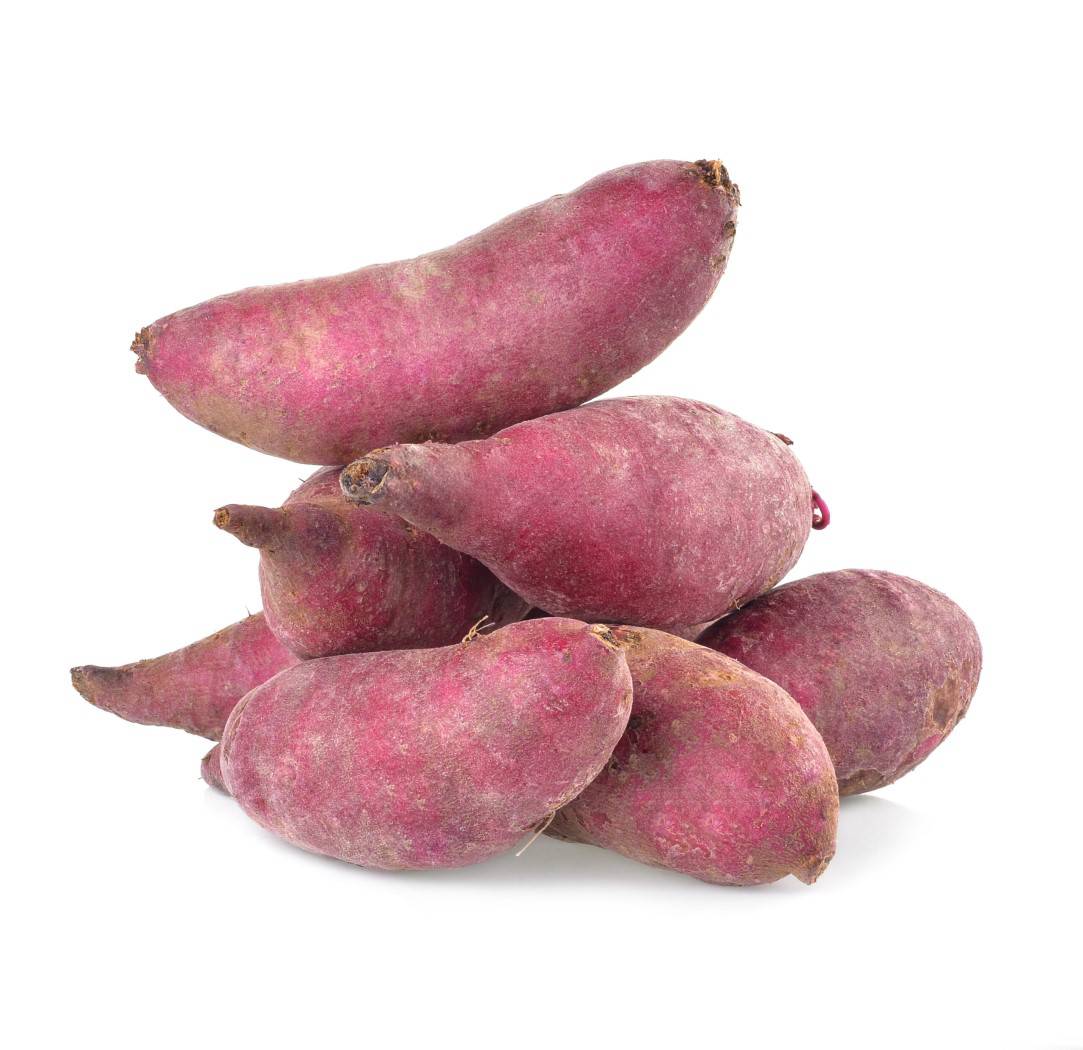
[341,396,816,628]
[698,570,982,795]
[216,618,633,869]
[548,628,838,886]
[71,613,298,740]
[215,467,528,659]
[132,160,739,464]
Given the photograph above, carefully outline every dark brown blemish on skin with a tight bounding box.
[131,327,151,374]
[838,768,889,796]
[691,160,741,207]
[340,457,391,505]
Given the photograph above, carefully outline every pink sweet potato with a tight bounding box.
[71,613,298,740]
[132,160,739,464]
[216,618,632,869]
[215,467,528,659]
[548,628,838,886]
[698,570,982,795]
[341,396,817,628]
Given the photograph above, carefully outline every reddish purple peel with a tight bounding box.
[201,744,228,793]
[549,628,839,886]
[134,160,739,464]
[216,467,529,660]
[698,570,982,795]
[217,618,633,870]
[811,490,830,530]
[340,396,813,628]
[71,613,299,740]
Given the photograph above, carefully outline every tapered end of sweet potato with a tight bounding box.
[131,327,150,375]
[213,505,285,549]
[340,456,392,505]
[693,159,741,205]
[793,849,834,885]
[70,664,118,710]
[201,744,229,794]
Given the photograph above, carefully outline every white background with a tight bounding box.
[4,2,1080,1047]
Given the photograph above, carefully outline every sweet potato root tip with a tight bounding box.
[339,457,390,505]
[213,504,285,549]
[201,744,229,793]
[131,328,149,374]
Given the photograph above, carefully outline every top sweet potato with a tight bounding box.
[132,160,739,464]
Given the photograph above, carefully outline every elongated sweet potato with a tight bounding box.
[698,570,982,794]
[216,618,632,869]
[215,467,528,659]
[133,160,739,464]
[71,613,298,740]
[548,628,838,886]
[341,396,817,628]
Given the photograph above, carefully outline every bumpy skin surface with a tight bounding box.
[133,160,739,464]
[71,614,298,740]
[698,570,982,795]
[216,467,528,659]
[341,397,813,628]
[548,628,838,885]
[218,619,633,870]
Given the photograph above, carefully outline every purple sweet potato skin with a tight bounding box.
[133,160,739,464]
[548,628,838,886]
[201,744,227,792]
[698,570,982,795]
[341,396,812,628]
[71,613,298,740]
[217,467,528,659]
[218,619,633,870]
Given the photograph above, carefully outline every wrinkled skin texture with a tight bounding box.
[133,160,739,464]
[71,613,298,740]
[341,397,813,628]
[548,628,838,885]
[216,467,528,659]
[698,570,982,795]
[218,619,633,870]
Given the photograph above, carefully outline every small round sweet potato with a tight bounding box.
[548,627,839,886]
[698,570,982,794]
[218,618,633,870]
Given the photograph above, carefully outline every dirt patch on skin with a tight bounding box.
[838,768,889,796]
[131,328,151,374]
[340,457,391,504]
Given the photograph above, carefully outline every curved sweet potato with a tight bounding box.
[698,570,982,794]
[133,160,739,464]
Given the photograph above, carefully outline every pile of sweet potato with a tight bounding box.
[73,159,981,886]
